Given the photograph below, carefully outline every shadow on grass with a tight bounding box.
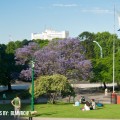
[35,112,57,117]
[96,107,104,110]
[47,102,73,105]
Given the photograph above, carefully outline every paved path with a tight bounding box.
[1,117,119,120]
[0,83,116,91]
[21,117,120,120]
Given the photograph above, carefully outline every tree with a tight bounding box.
[0,40,31,91]
[0,39,48,89]
[79,31,118,59]
[15,38,92,82]
[0,43,15,91]
[15,42,40,80]
[78,31,95,59]
[115,51,120,89]
[30,74,74,104]
[33,39,49,48]
[94,32,117,58]
[91,57,112,89]
[15,42,40,65]
[78,31,120,90]
[78,31,95,41]
[0,44,7,85]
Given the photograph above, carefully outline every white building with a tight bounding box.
[31,29,69,40]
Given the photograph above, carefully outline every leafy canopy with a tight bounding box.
[30,74,74,103]
[15,38,92,81]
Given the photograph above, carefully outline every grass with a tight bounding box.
[0,89,120,119]
[0,102,120,119]
[22,103,120,119]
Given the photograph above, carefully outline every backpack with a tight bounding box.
[96,103,103,107]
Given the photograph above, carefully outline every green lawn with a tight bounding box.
[0,103,120,119]
[22,103,120,119]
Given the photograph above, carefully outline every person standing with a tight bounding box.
[105,88,108,96]
[11,95,21,120]
[2,93,6,104]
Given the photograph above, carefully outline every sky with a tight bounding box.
[0,0,120,44]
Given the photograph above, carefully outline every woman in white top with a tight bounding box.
[82,101,90,111]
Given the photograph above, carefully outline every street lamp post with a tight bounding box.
[31,60,35,111]
[93,41,103,58]
[93,41,103,87]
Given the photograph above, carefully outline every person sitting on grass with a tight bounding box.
[80,96,86,104]
[73,100,80,106]
[81,101,90,111]
[90,99,96,110]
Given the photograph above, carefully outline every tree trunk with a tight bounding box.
[68,95,71,103]
[52,93,55,104]
[103,82,107,89]
[8,82,12,91]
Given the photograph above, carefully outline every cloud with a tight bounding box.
[81,8,113,14]
[53,4,78,7]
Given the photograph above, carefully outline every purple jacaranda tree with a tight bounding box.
[15,42,40,80]
[15,42,40,65]
[15,38,92,81]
